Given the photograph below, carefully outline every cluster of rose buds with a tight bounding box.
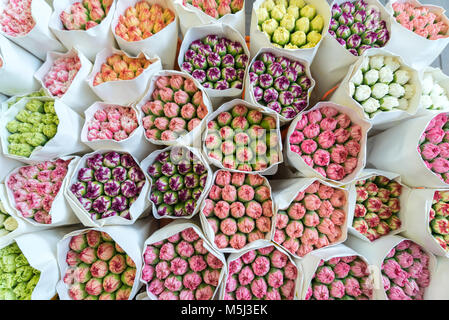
[93,53,152,86]
[305,255,373,300]
[329,1,390,56]
[141,75,209,142]
[7,158,71,224]
[0,242,41,300]
[64,230,137,300]
[418,113,449,183]
[115,2,175,42]
[0,200,18,237]
[6,99,59,158]
[70,152,146,221]
[184,0,244,19]
[87,106,138,142]
[421,71,449,111]
[224,245,298,300]
[60,0,113,31]
[274,181,347,257]
[43,56,81,98]
[0,0,35,36]
[392,2,449,40]
[381,240,431,300]
[289,106,362,181]
[429,190,449,251]
[353,176,402,241]
[256,0,324,49]
[181,35,248,90]
[147,147,208,217]
[205,104,281,172]
[249,52,311,119]
[350,55,415,118]
[203,170,273,250]
[142,227,224,300]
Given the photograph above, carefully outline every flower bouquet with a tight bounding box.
[178,24,249,106]
[141,221,226,300]
[137,70,212,146]
[245,48,315,122]
[271,178,349,258]
[419,67,449,112]
[222,242,301,300]
[349,169,409,242]
[250,0,331,62]
[142,146,212,219]
[5,157,80,227]
[200,169,275,252]
[57,221,152,300]
[34,48,98,115]
[346,235,436,300]
[301,244,375,300]
[285,102,370,183]
[203,99,283,174]
[112,0,178,69]
[0,34,41,96]
[369,112,449,188]
[1,88,47,113]
[66,150,150,227]
[0,97,88,163]
[384,0,449,70]
[87,47,162,105]
[49,0,117,61]
[0,0,64,60]
[331,49,421,130]
[174,0,246,36]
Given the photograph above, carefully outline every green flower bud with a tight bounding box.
[0,288,16,300]
[280,13,296,32]
[0,273,17,289]
[1,253,18,272]
[8,143,33,157]
[44,101,55,114]
[275,0,288,7]
[310,14,324,32]
[28,112,43,125]
[257,8,269,24]
[284,43,299,49]
[30,123,45,133]
[289,0,305,8]
[262,18,279,35]
[15,266,34,282]
[300,4,316,20]
[6,120,20,133]
[295,17,310,33]
[272,26,290,45]
[7,134,22,144]
[41,113,54,125]
[25,100,44,113]
[17,122,33,133]
[15,253,28,268]
[15,110,32,123]
[300,42,317,49]
[43,124,57,139]
[271,4,286,21]
[307,30,322,44]
[261,0,275,11]
[25,133,48,147]
[287,6,299,19]
[290,30,307,46]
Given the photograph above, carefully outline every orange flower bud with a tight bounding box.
[138,8,151,21]
[125,7,137,17]
[124,15,140,28]
[106,54,122,66]
[113,60,128,73]
[153,19,165,33]
[119,70,136,80]
[142,31,153,39]
[128,60,140,72]
[122,55,135,64]
[89,6,105,22]
[143,60,152,69]
[139,19,154,33]
[150,3,163,16]
[115,22,127,35]
[102,69,118,82]
[101,0,113,10]
[93,73,104,86]
[135,1,150,13]
[135,67,144,77]
[101,63,113,74]
[163,9,175,24]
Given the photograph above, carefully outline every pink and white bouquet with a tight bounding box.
[201,170,274,251]
[223,243,299,300]
[428,190,449,251]
[141,223,226,300]
[183,0,244,19]
[139,72,211,144]
[273,179,348,258]
[286,102,369,182]
[6,158,74,225]
[0,0,35,36]
[42,55,81,98]
[60,0,113,31]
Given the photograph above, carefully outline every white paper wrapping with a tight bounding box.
[298,243,378,300]
[0,88,48,113]
[367,112,449,188]
[80,102,155,161]
[177,23,250,107]
[34,47,98,115]
[249,0,331,64]
[202,99,283,175]
[0,97,90,164]
[135,70,213,147]
[384,0,449,71]
[199,169,276,254]
[140,145,213,220]
[49,0,117,62]
[4,156,81,228]
[86,47,162,105]
[270,178,352,259]
[0,34,41,96]
[219,240,303,300]
[56,219,155,300]
[330,49,422,131]
[311,0,392,99]
[173,0,246,37]
[345,234,437,300]
[347,168,410,242]
[284,101,372,185]
[141,219,227,300]
[111,0,178,69]
[0,0,65,60]
[243,47,316,124]
[64,149,151,227]
[426,256,449,300]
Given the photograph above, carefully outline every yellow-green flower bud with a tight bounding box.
[290,30,307,46]
[295,16,310,33]
[271,4,286,21]
[272,26,290,45]
[257,7,270,24]
[300,4,316,20]
[287,6,299,19]
[262,18,279,35]
[307,30,322,44]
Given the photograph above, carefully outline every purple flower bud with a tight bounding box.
[281,107,297,119]
[362,31,378,45]
[178,189,192,202]
[161,162,176,176]
[284,67,298,83]
[78,197,92,211]
[354,0,368,11]
[119,210,131,220]
[358,44,372,55]
[92,195,111,214]
[94,167,111,183]
[207,52,221,67]
[267,62,283,78]
[237,69,245,81]
[354,10,367,23]
[215,80,230,90]
[289,83,303,98]
[128,166,145,182]
[279,91,294,106]
[222,67,237,82]
[235,54,249,69]
[341,1,355,14]
[336,25,351,39]
[185,199,195,215]
[177,160,191,175]
[328,29,336,37]
[184,49,196,62]
[205,35,219,46]
[112,166,127,182]
[263,88,279,104]
[329,18,340,32]
[298,75,312,91]
[222,54,235,68]
[378,21,387,31]
[104,180,121,197]
[78,168,94,182]
[156,152,169,163]
[184,173,199,188]
[347,34,362,49]
[199,173,207,188]
[253,87,264,102]
[214,43,227,56]
[206,67,221,82]
[111,195,128,212]
[377,29,390,46]
[71,182,87,197]
[192,69,206,83]
[174,205,186,217]
[168,174,183,191]
[249,72,259,86]
[150,191,163,205]
[192,188,202,201]
[202,81,212,89]
[260,52,276,65]
[182,62,194,73]
[259,74,274,89]
[86,181,103,199]
[267,101,281,113]
[273,76,290,91]
[292,99,308,113]
[121,180,137,198]
[190,39,203,51]
[121,154,136,168]
[103,151,121,168]
[86,153,103,170]
[193,55,207,69]
[338,12,354,26]
[276,56,291,69]
[136,180,145,194]
[331,3,342,19]
[251,60,266,75]
[367,7,380,20]
[163,191,178,205]
[365,18,379,32]
[349,48,359,56]
[336,37,347,48]
[198,44,213,56]
[351,22,366,35]
[290,61,305,75]
[101,210,117,219]
[193,163,206,175]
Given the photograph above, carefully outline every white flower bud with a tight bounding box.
[354,84,371,102]
[364,69,379,86]
[371,83,389,99]
[369,55,385,70]
[379,66,394,84]
[394,69,410,85]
